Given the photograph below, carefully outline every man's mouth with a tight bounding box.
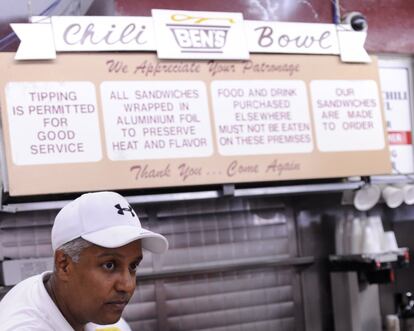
[105,300,129,311]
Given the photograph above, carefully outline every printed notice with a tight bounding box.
[211,80,313,155]
[310,80,384,152]
[100,81,213,160]
[5,81,101,165]
[379,66,413,174]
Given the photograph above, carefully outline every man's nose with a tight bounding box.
[115,269,136,293]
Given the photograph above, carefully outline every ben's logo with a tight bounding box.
[167,14,234,53]
[114,204,135,217]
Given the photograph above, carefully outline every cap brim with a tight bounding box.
[82,225,168,254]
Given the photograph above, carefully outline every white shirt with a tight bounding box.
[0,272,131,331]
[0,271,74,330]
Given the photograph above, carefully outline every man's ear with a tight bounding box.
[54,250,74,281]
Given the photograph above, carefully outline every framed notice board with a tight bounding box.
[0,52,391,196]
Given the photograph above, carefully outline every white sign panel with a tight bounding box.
[152,9,249,60]
[12,15,369,63]
[51,16,156,52]
[310,80,384,152]
[11,22,56,60]
[379,65,413,174]
[246,21,339,55]
[336,25,370,63]
[211,80,313,155]
[5,81,102,165]
[100,80,213,160]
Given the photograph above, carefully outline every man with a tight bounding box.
[0,191,168,330]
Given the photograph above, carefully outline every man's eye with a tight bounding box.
[130,262,139,272]
[102,262,115,271]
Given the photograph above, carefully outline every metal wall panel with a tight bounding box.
[0,196,305,331]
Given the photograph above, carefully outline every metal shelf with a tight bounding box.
[0,180,365,213]
[137,256,315,281]
[371,175,414,185]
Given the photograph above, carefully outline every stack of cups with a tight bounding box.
[362,216,382,254]
[350,217,363,254]
[335,215,399,255]
[381,231,399,252]
[335,218,346,255]
[335,217,367,255]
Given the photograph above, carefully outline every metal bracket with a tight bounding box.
[222,184,235,196]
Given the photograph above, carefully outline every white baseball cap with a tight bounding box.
[51,191,168,253]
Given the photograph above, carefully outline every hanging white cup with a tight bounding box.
[403,184,414,205]
[353,184,381,211]
[382,185,404,208]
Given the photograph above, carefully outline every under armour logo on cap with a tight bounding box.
[114,204,135,217]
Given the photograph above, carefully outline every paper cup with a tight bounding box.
[353,184,381,211]
[403,184,414,205]
[382,185,404,208]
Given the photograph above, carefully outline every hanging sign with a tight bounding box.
[11,10,369,62]
[0,52,391,196]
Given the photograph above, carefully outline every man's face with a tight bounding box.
[65,240,142,325]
